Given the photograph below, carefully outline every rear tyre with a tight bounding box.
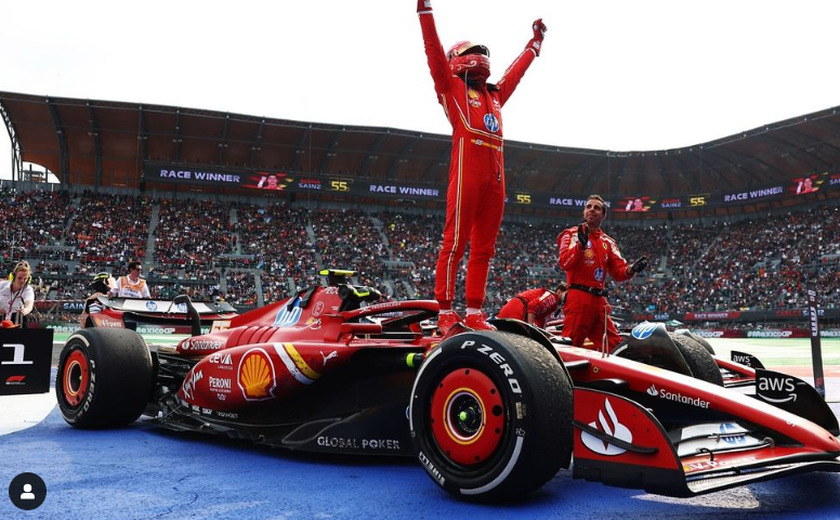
[56,328,154,428]
[670,333,723,386]
[410,331,573,501]
[681,330,715,355]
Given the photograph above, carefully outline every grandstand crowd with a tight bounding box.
[2,186,839,322]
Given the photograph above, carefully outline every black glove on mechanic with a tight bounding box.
[577,224,589,250]
[630,256,649,275]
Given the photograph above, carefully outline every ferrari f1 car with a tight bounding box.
[56,270,840,501]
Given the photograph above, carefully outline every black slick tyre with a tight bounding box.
[409,331,573,501]
[56,328,154,428]
[681,330,715,355]
[670,332,724,386]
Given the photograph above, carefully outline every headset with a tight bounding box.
[8,261,33,286]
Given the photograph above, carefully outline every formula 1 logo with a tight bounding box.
[631,322,658,340]
[274,300,302,327]
[580,398,632,456]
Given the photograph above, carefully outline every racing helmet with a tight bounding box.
[447,40,491,82]
[90,272,114,294]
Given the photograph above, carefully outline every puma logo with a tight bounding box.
[321,350,338,366]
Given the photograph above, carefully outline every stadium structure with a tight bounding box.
[1,90,839,336]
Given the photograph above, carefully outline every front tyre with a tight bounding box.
[56,328,154,428]
[410,331,573,501]
[671,333,723,386]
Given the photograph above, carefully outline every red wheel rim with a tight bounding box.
[63,350,90,407]
[430,368,505,465]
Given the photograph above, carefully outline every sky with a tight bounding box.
[2,0,840,180]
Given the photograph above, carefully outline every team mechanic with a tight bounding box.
[496,282,567,329]
[557,195,649,351]
[418,0,547,333]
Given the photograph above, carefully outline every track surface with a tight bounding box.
[2,339,839,519]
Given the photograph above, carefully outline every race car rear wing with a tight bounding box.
[96,295,237,316]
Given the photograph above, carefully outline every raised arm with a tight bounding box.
[557,225,584,271]
[497,18,546,106]
[417,0,451,96]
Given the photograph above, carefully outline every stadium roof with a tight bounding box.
[2,90,840,203]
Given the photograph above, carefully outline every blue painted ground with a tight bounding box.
[3,364,840,520]
[2,401,840,520]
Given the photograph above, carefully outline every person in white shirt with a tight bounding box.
[109,261,151,299]
[0,260,36,326]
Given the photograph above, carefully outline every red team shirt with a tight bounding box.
[496,288,562,328]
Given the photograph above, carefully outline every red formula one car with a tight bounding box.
[56,270,840,501]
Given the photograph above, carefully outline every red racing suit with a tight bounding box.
[557,225,633,351]
[496,288,562,328]
[419,10,538,309]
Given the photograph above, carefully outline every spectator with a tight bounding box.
[110,261,151,298]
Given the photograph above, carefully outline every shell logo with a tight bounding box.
[584,249,595,259]
[238,348,277,401]
[468,89,479,100]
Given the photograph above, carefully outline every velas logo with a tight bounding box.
[719,423,747,446]
[580,398,632,456]
[631,322,658,340]
[274,300,302,327]
[238,348,277,401]
[483,113,499,133]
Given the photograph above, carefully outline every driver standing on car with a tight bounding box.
[418,0,547,333]
[557,195,648,351]
[109,261,151,299]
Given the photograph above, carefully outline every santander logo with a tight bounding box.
[581,398,632,456]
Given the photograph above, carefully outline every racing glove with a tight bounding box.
[630,256,649,275]
[577,224,589,250]
[528,18,547,56]
[417,0,432,13]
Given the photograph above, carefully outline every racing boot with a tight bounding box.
[436,311,463,335]
[465,312,496,331]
